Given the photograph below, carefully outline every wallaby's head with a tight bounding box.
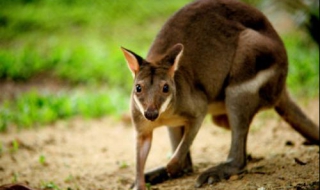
[121,44,184,121]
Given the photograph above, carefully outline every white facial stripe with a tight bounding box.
[159,94,172,114]
[133,94,145,116]
[229,68,275,94]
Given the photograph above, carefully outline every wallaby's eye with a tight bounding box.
[163,84,169,93]
[136,84,142,93]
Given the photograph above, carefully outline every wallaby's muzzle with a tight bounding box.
[144,108,159,121]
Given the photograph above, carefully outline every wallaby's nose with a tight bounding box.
[144,108,159,121]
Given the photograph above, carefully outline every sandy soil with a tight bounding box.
[0,99,319,190]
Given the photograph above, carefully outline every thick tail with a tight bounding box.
[275,89,319,144]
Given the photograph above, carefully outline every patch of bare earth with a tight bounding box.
[0,99,319,190]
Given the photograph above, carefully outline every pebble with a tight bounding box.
[229,175,239,181]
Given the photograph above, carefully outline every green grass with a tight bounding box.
[0,88,128,132]
[0,0,318,131]
[39,154,47,165]
[0,0,189,131]
[0,0,190,89]
[41,181,61,190]
[282,32,319,98]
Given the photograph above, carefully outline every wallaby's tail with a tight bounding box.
[275,89,319,144]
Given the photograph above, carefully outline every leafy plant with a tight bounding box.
[12,172,18,183]
[39,154,46,165]
[41,181,61,190]
[0,142,3,154]
[11,139,19,153]
[117,160,129,169]
[64,175,74,183]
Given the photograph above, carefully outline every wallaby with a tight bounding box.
[121,0,319,189]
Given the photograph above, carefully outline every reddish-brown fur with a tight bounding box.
[121,0,319,189]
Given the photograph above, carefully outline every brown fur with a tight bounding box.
[121,0,319,189]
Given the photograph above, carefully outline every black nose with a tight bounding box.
[144,109,159,121]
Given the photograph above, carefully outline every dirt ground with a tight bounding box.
[0,98,319,190]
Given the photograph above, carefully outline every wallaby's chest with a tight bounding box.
[150,111,187,128]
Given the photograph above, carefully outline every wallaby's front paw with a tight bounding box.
[131,183,145,190]
[166,161,185,178]
[130,167,170,189]
[195,162,246,188]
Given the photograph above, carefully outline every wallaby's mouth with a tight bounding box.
[144,109,159,121]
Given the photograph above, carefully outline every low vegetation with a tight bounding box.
[0,0,318,131]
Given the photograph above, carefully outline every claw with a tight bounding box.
[194,181,202,188]
[208,176,214,184]
[195,162,246,188]
[194,172,209,188]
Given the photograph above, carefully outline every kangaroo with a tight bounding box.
[121,0,319,189]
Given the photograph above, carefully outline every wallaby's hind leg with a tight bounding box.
[144,127,193,185]
[275,89,319,144]
[196,28,283,187]
[196,89,259,187]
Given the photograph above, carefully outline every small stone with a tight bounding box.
[229,175,239,181]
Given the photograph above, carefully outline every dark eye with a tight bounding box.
[163,84,169,93]
[136,84,142,93]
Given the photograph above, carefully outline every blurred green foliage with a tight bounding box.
[0,89,127,131]
[0,0,318,131]
[0,0,189,89]
[283,32,319,98]
[0,0,189,130]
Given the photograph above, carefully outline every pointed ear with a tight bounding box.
[164,43,184,78]
[121,47,143,77]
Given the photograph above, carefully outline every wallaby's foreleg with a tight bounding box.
[275,89,319,144]
[134,132,153,190]
[167,118,204,177]
[196,91,259,187]
[144,127,193,185]
[168,127,193,172]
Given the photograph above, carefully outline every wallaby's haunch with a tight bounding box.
[121,0,319,189]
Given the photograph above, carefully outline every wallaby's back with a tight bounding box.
[147,0,287,102]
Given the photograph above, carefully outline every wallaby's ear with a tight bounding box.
[165,43,184,78]
[121,47,143,77]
